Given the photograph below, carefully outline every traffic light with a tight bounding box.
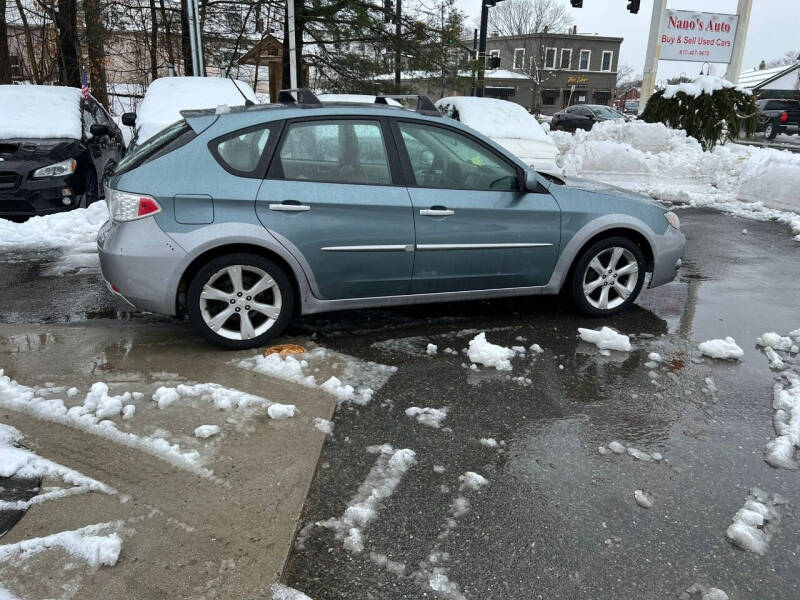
[627,0,640,13]
[570,0,583,7]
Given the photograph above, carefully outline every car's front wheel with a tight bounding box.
[764,120,778,140]
[570,237,645,317]
[187,253,294,349]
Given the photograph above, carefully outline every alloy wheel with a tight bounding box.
[198,265,282,341]
[581,246,639,310]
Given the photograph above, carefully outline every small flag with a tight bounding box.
[81,69,90,100]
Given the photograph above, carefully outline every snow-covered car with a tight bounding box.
[121,77,258,149]
[317,94,402,106]
[435,96,561,176]
[0,85,125,219]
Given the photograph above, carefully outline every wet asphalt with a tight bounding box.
[1,208,800,599]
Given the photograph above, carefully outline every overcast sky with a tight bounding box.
[454,0,800,82]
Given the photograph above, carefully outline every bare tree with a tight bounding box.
[55,0,80,86]
[487,0,572,37]
[0,0,13,83]
[84,0,109,107]
[766,50,799,68]
[616,62,637,89]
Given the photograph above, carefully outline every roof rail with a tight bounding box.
[375,94,441,116]
[278,87,322,107]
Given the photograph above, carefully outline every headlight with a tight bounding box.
[106,187,161,222]
[32,158,77,178]
[664,211,680,230]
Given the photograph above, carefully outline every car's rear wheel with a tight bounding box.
[187,253,294,349]
[570,237,645,317]
[764,120,778,140]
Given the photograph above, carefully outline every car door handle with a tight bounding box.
[269,202,311,212]
[420,208,454,216]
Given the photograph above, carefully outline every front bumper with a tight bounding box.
[649,225,686,288]
[0,172,82,217]
[97,217,186,315]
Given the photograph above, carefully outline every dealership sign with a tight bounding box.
[660,10,739,63]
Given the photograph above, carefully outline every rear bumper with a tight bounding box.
[649,225,686,288]
[0,173,82,217]
[97,217,186,315]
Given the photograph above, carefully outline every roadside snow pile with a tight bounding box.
[550,119,800,239]
[467,333,519,370]
[756,331,798,370]
[151,382,295,419]
[271,584,315,600]
[0,370,209,476]
[578,327,632,352]
[765,373,800,469]
[698,337,743,360]
[0,520,124,568]
[237,347,396,405]
[726,488,785,555]
[317,444,416,554]
[405,406,448,429]
[0,423,116,510]
[0,85,83,139]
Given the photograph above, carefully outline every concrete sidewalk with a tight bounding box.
[0,321,335,599]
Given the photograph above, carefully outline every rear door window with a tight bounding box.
[212,125,277,176]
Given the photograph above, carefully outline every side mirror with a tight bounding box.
[121,112,137,127]
[90,123,109,137]
[523,170,545,193]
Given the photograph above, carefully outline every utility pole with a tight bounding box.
[287,0,297,89]
[394,0,401,90]
[475,0,489,97]
[470,28,477,96]
[187,0,204,76]
[639,0,666,111]
[724,0,752,83]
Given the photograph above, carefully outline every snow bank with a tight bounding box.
[550,119,800,239]
[765,373,800,469]
[0,85,82,139]
[467,333,518,371]
[0,423,116,510]
[578,327,632,352]
[317,444,416,554]
[405,406,448,429]
[0,521,123,568]
[698,337,743,360]
[0,370,208,476]
[726,488,785,555]
[136,77,257,143]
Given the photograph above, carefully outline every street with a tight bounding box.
[1,207,798,599]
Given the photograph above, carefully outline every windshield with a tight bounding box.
[115,120,194,175]
[591,106,623,119]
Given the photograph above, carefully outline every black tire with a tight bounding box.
[186,253,295,350]
[764,120,778,140]
[570,236,646,317]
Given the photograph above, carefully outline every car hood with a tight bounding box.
[0,137,84,167]
[559,175,666,208]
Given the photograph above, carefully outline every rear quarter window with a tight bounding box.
[115,120,196,175]
[210,122,280,178]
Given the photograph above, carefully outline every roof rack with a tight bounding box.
[375,94,441,116]
[278,87,322,107]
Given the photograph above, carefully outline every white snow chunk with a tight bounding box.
[121,404,136,420]
[459,471,489,491]
[634,490,653,509]
[405,406,448,429]
[268,403,296,419]
[194,425,220,438]
[0,521,123,568]
[765,373,800,469]
[479,437,499,448]
[271,583,315,600]
[152,386,181,409]
[529,343,543,353]
[702,590,729,600]
[467,332,519,370]
[698,337,743,360]
[320,376,356,402]
[648,352,662,362]
[764,347,785,370]
[627,447,652,462]
[433,465,446,474]
[726,488,784,555]
[426,343,438,356]
[757,332,794,351]
[66,387,79,398]
[608,441,626,454]
[598,446,609,455]
[313,417,333,435]
[578,327,632,352]
[317,444,416,553]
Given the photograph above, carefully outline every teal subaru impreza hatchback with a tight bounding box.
[98,90,684,349]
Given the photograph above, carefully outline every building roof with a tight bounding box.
[483,32,623,43]
[738,63,799,89]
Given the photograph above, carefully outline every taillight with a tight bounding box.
[780,111,788,123]
[106,186,161,222]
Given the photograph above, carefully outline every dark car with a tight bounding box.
[551,104,625,133]
[755,98,800,140]
[0,85,125,220]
